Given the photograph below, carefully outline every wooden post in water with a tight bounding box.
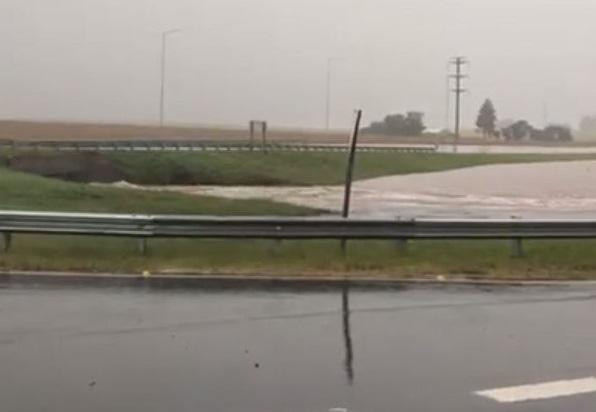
[341,110,363,253]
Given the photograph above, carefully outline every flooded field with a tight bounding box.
[130,160,596,218]
[436,144,596,154]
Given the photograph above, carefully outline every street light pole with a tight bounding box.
[325,58,342,130]
[159,29,180,127]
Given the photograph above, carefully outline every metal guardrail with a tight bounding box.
[0,140,437,154]
[2,211,596,256]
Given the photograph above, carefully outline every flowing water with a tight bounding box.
[120,160,596,218]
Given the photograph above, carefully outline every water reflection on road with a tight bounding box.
[4,278,596,412]
[342,284,354,385]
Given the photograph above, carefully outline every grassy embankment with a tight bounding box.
[0,167,317,215]
[86,151,596,185]
[4,152,596,278]
[4,236,596,280]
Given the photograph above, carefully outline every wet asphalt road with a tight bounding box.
[2,278,596,412]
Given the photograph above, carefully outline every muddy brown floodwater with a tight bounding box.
[112,160,596,218]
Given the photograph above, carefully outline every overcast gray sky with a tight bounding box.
[2,0,595,129]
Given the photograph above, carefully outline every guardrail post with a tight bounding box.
[138,238,147,255]
[396,238,408,252]
[511,238,524,258]
[269,239,283,253]
[2,232,12,253]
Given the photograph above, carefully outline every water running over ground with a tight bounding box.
[111,160,596,218]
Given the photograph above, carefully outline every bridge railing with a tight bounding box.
[0,140,437,153]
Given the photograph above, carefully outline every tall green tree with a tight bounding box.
[476,99,497,137]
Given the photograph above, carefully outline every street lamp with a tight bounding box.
[326,57,343,130]
[159,28,181,127]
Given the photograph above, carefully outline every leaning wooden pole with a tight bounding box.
[341,110,363,253]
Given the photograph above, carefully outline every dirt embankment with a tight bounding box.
[4,152,216,185]
[7,152,125,183]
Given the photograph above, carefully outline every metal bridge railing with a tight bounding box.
[0,140,437,154]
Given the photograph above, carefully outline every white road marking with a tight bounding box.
[476,377,596,403]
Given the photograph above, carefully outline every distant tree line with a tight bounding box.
[475,98,573,142]
[500,121,572,142]
[363,112,426,136]
[363,100,574,142]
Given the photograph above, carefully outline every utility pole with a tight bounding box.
[159,29,180,127]
[449,56,468,151]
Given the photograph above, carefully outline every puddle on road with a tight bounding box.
[5,281,596,412]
